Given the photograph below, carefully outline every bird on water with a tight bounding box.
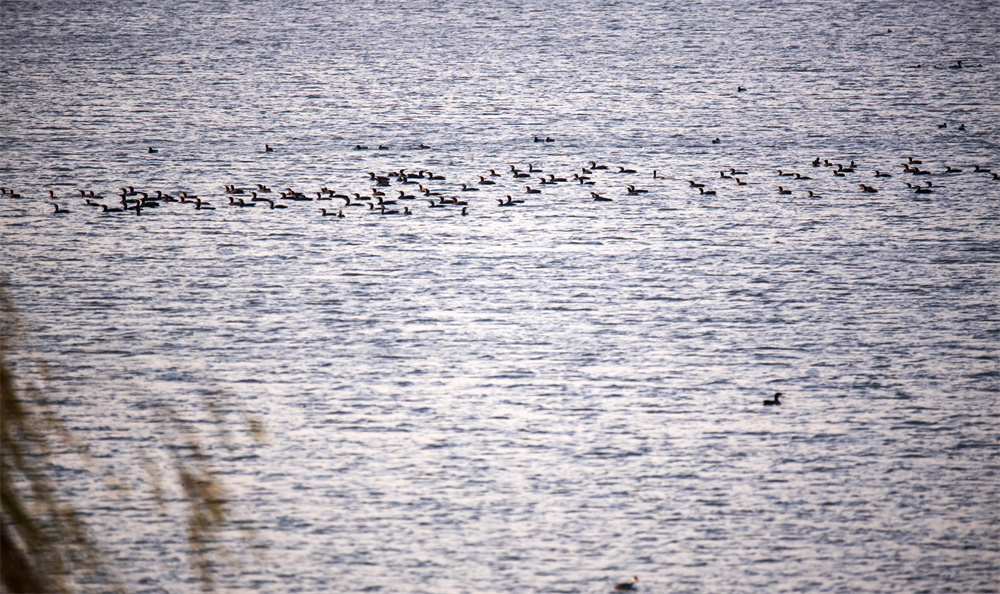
[763,392,782,406]
[614,576,639,590]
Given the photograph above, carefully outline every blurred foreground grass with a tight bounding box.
[1,280,266,592]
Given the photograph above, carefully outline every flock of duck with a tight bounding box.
[2,149,996,219]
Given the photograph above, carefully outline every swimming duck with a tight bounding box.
[614,576,639,590]
[763,393,782,406]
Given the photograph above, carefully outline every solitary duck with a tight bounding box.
[614,576,639,590]
[763,392,782,406]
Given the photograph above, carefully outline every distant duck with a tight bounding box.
[730,168,748,175]
[592,192,612,201]
[147,147,157,153]
[461,206,468,215]
[737,86,746,92]
[711,138,721,144]
[914,186,933,194]
[265,144,273,152]
[777,186,792,195]
[733,177,747,186]
[763,392,782,406]
[403,206,412,215]
[51,203,70,214]
[527,163,543,172]
[589,161,608,170]
[267,200,287,209]
[397,190,415,200]
[548,174,567,182]
[938,122,948,129]
[614,576,639,590]
[428,200,446,208]
[698,187,716,195]
[525,186,541,194]
[319,208,338,216]
[794,173,812,180]
[958,124,965,131]
[807,190,822,198]
[944,165,962,173]
[100,204,123,213]
[652,170,661,179]
[776,169,795,177]
[534,136,543,142]
[688,180,705,188]
[859,184,879,193]
[545,137,554,142]
[417,143,431,149]
[625,185,648,194]
[488,169,501,177]
[378,144,389,150]
[812,157,821,167]
[874,170,892,178]
[459,183,478,191]
[478,176,496,185]
[617,166,637,173]
[973,165,991,173]
[907,156,922,164]
[354,144,368,150]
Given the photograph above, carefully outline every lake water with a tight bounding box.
[2,0,999,592]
